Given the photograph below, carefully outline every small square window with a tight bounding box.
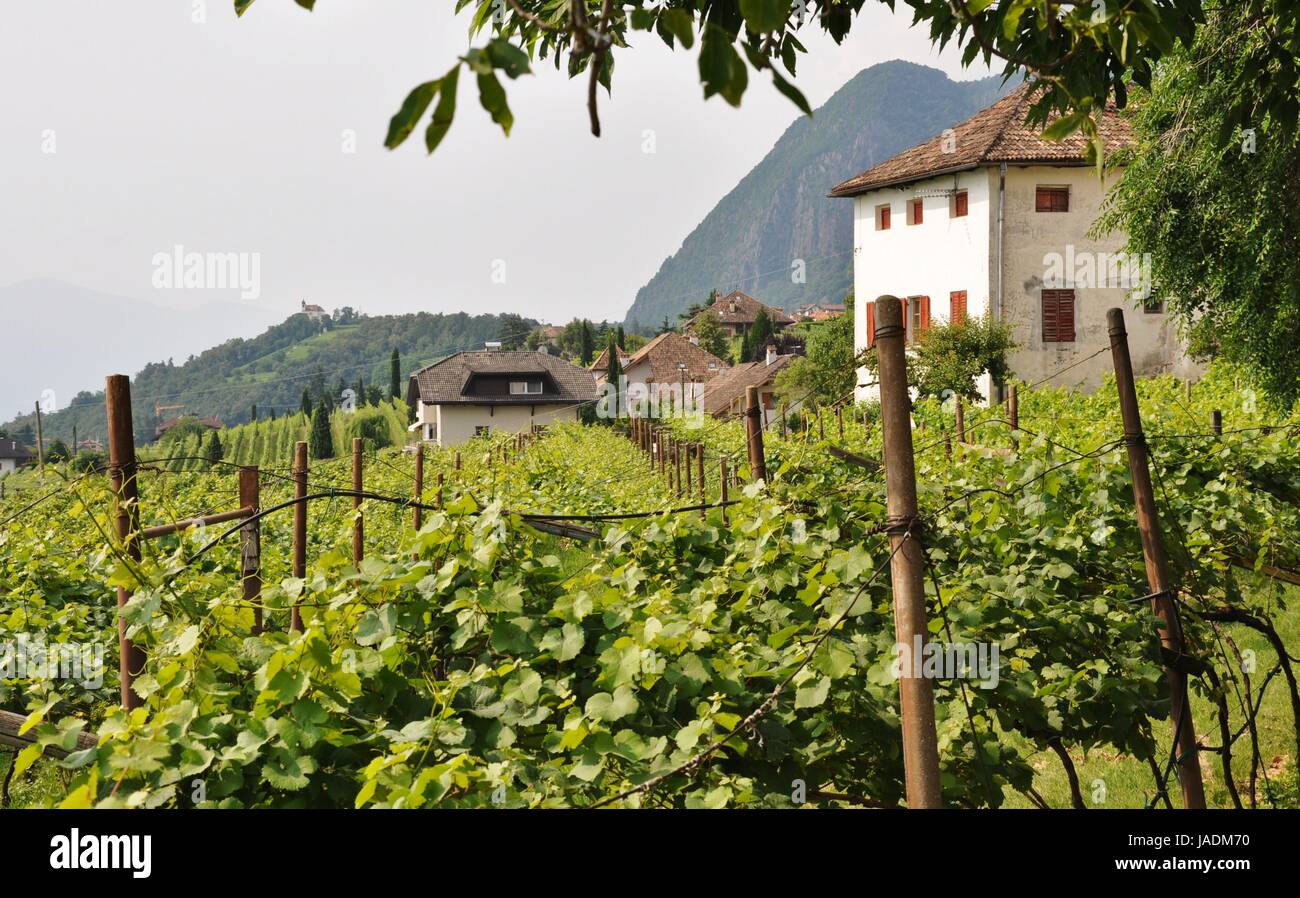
[1035,186,1070,212]
[876,203,891,230]
[1143,293,1164,314]
[952,191,968,218]
[509,380,543,395]
[474,425,491,437]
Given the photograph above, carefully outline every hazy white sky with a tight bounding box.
[0,0,991,325]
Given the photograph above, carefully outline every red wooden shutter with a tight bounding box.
[1042,289,1076,342]
[919,295,931,331]
[866,301,876,348]
[1036,187,1070,212]
[953,191,968,217]
[912,199,923,225]
[880,205,891,229]
[949,290,967,324]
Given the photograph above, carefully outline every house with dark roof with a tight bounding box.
[685,291,795,341]
[830,83,1193,401]
[0,439,35,475]
[703,344,798,426]
[406,347,599,446]
[595,331,728,415]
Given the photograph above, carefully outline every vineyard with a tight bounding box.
[2,346,1299,809]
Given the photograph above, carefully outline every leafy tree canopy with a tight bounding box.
[1096,4,1300,405]
[233,1,1300,164]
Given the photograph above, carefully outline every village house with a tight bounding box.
[794,303,847,322]
[406,347,598,446]
[594,331,728,411]
[703,343,799,427]
[0,439,34,475]
[685,290,796,341]
[829,83,1193,403]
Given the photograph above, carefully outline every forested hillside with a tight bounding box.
[1,310,531,448]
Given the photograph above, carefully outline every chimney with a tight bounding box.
[484,341,502,352]
[688,334,699,346]
[537,345,549,354]
[765,344,777,366]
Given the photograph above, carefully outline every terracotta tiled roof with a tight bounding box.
[619,331,729,383]
[828,83,1134,197]
[590,346,633,374]
[408,350,598,405]
[688,291,796,329]
[703,354,796,417]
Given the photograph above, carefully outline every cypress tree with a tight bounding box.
[300,388,312,417]
[205,430,224,467]
[605,333,623,419]
[390,349,402,399]
[310,401,334,459]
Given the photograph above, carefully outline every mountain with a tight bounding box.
[624,61,1012,328]
[1,308,533,449]
[0,279,281,422]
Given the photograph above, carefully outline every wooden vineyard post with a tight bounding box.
[1007,385,1019,432]
[696,443,706,518]
[105,375,146,710]
[1212,409,1222,438]
[780,403,787,439]
[954,396,965,444]
[413,445,425,532]
[944,431,952,460]
[455,451,461,472]
[34,401,45,476]
[838,405,844,440]
[745,386,767,483]
[352,438,364,564]
[675,440,683,499]
[290,441,308,633]
[239,466,263,635]
[436,472,444,510]
[1107,307,1207,810]
[719,457,729,524]
[874,296,943,809]
[818,412,824,442]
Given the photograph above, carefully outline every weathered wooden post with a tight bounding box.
[1107,307,1207,810]
[837,405,844,440]
[34,401,45,476]
[436,472,444,510]
[290,441,308,633]
[1007,385,1019,432]
[780,402,787,439]
[239,466,262,635]
[745,386,767,483]
[413,444,425,532]
[455,450,462,471]
[352,438,364,563]
[1212,409,1223,438]
[105,375,146,710]
[696,444,706,517]
[874,297,943,809]
[719,457,729,524]
[954,396,965,444]
[675,440,684,499]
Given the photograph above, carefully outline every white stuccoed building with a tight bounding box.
[829,84,1196,404]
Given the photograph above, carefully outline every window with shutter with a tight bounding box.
[1041,289,1077,342]
[909,199,923,225]
[949,290,967,324]
[1035,186,1070,212]
[918,295,931,333]
[877,204,891,230]
[953,191,968,217]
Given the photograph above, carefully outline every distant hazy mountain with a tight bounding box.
[0,279,281,422]
[624,61,1012,328]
